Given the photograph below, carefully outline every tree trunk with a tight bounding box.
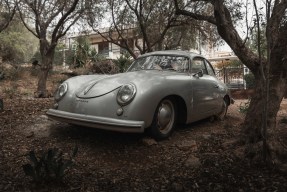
[36,61,52,98]
[35,40,56,98]
[243,65,287,143]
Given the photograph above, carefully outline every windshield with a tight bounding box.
[127,55,189,73]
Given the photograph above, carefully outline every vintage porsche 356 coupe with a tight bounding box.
[47,50,233,139]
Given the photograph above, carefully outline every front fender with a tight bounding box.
[123,79,191,127]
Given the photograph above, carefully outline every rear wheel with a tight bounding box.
[216,99,228,121]
[149,98,177,140]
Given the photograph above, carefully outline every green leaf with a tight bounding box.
[58,160,73,178]
[47,148,55,162]
[28,151,38,165]
[71,145,78,158]
[23,164,36,179]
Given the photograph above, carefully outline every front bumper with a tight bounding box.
[46,109,145,133]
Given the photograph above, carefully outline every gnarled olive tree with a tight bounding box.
[174,0,287,145]
[17,0,87,97]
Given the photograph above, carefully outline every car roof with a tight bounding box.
[138,50,204,59]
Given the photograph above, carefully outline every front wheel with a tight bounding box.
[149,98,177,140]
[216,99,228,121]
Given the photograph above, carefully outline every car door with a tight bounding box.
[204,59,223,110]
[190,57,219,120]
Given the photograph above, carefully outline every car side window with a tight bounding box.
[172,56,189,73]
[191,58,207,74]
[205,60,215,76]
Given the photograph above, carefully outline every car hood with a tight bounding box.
[76,70,178,98]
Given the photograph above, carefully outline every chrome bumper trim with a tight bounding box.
[46,109,145,133]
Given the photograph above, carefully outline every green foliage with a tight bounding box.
[0,70,4,80]
[22,146,78,183]
[71,36,104,68]
[0,17,38,63]
[113,52,133,72]
[239,100,250,114]
[163,25,198,50]
[244,73,255,89]
[0,98,3,112]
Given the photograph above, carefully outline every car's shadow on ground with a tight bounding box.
[176,116,220,131]
[47,115,224,147]
[49,122,147,147]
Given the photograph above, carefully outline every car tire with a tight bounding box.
[216,99,228,121]
[149,98,177,140]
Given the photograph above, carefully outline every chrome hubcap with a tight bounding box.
[157,100,175,134]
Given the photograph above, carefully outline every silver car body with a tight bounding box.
[47,50,232,133]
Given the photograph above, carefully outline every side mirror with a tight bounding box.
[193,69,203,78]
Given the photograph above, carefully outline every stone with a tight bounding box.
[142,138,157,146]
[40,115,49,120]
[202,134,212,139]
[177,140,197,151]
[26,131,34,138]
[185,155,201,168]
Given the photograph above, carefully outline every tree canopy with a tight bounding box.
[87,0,220,58]
[0,16,38,63]
[0,0,15,32]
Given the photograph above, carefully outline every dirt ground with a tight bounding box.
[1,68,287,191]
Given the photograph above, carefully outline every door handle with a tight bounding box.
[214,85,219,88]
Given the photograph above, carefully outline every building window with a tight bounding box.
[98,41,109,55]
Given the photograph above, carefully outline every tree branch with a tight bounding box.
[51,0,80,43]
[16,2,39,37]
[173,0,217,25]
[174,0,262,72]
[125,0,152,52]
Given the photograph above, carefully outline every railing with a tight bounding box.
[215,67,250,89]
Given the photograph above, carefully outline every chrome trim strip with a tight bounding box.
[46,109,145,133]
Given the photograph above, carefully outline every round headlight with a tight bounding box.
[55,83,68,101]
[117,83,136,106]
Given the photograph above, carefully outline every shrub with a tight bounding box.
[113,52,133,73]
[30,67,39,77]
[0,63,23,81]
[88,59,119,74]
[0,71,4,80]
[22,146,78,183]
[0,98,3,111]
[69,37,104,68]
[239,100,250,114]
[3,83,18,98]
